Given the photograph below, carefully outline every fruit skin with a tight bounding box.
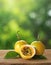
[19,45,36,59]
[14,40,27,53]
[31,41,45,55]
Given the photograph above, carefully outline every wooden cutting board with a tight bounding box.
[0,49,51,65]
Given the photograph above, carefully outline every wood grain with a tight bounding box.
[0,49,51,65]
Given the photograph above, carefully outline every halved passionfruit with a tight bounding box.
[19,45,36,59]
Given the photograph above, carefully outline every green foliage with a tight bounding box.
[5,51,20,59]
[0,0,51,49]
[33,55,47,59]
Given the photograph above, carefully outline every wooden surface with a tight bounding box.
[0,49,51,65]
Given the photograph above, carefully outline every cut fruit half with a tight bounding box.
[20,45,36,59]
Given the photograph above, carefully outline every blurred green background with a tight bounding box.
[0,0,51,49]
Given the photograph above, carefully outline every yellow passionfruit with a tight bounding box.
[19,45,36,59]
[14,40,27,53]
[31,41,45,55]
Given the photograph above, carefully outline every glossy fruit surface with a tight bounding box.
[31,41,45,55]
[14,40,27,53]
[20,45,36,59]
